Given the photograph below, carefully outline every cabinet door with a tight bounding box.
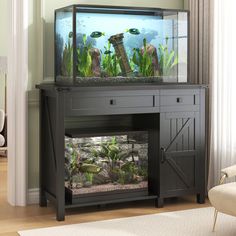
[159,112,200,196]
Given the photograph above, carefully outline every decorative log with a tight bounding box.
[141,44,160,76]
[109,33,133,77]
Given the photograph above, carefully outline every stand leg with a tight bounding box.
[197,193,205,204]
[39,189,47,207]
[56,205,65,221]
[55,92,66,222]
[155,197,164,208]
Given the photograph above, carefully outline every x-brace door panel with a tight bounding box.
[159,112,199,195]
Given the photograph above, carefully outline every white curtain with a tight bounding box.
[208,0,236,188]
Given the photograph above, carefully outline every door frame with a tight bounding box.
[7,0,28,206]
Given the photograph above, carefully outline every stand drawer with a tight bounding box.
[65,91,158,116]
[160,89,200,112]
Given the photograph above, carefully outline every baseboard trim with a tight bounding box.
[27,188,39,205]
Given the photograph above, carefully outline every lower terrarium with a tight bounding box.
[65,133,148,199]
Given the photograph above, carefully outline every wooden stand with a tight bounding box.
[37,83,207,221]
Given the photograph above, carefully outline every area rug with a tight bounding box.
[18,207,236,236]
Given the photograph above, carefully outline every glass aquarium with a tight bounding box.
[65,132,148,198]
[55,5,189,84]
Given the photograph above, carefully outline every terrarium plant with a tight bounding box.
[95,138,135,166]
[91,137,144,185]
[65,143,80,188]
[101,42,121,77]
[79,163,101,186]
[158,37,178,76]
[131,38,154,77]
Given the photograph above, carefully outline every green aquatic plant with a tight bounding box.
[101,42,121,77]
[77,34,93,77]
[131,38,154,77]
[158,37,178,76]
[61,39,73,77]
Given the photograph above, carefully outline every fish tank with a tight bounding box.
[55,5,189,85]
[65,132,148,204]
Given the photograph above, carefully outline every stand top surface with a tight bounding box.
[36,82,208,92]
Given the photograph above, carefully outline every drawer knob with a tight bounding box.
[176,97,183,103]
[110,99,116,105]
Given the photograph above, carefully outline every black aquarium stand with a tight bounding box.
[37,83,207,221]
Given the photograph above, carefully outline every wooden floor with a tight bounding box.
[0,158,210,235]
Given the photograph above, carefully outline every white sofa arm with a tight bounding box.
[0,134,5,147]
[0,110,5,133]
[221,165,236,178]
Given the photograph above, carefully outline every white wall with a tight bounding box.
[184,0,189,9]
[28,0,42,189]
[0,0,8,111]
[0,0,8,57]
[0,76,5,110]
[28,0,185,189]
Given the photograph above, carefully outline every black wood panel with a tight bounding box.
[159,112,199,197]
[37,84,206,220]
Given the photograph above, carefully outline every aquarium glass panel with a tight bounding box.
[55,9,73,83]
[65,133,148,196]
[55,6,189,84]
[177,12,188,82]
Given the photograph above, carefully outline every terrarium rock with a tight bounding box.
[69,181,148,195]
[141,44,160,76]
[89,48,101,77]
[93,169,110,185]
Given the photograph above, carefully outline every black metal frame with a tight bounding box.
[54,5,190,85]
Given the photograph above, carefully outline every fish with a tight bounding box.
[104,50,112,55]
[68,32,73,38]
[126,28,140,35]
[90,31,105,38]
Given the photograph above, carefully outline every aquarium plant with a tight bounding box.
[61,33,73,77]
[101,42,121,77]
[77,34,93,77]
[158,37,178,76]
[131,38,155,77]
